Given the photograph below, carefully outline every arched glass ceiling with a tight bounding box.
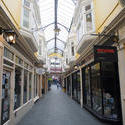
[40,0,76,54]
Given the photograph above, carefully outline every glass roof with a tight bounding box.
[40,0,76,55]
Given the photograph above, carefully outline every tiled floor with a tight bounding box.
[17,85,109,125]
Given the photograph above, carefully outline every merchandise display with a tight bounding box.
[1,71,11,124]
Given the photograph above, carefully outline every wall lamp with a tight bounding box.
[0,27,17,44]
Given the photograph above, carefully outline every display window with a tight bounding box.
[77,71,81,103]
[23,70,28,104]
[14,66,22,110]
[29,72,32,100]
[101,62,120,119]
[72,73,77,100]
[82,61,122,122]
[91,63,102,114]
[67,76,71,96]
[1,70,11,125]
[84,67,91,107]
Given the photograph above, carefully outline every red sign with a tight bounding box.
[97,49,115,53]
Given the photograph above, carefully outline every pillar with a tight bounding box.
[118,44,125,125]
[31,69,34,99]
[0,42,4,123]
[10,64,15,125]
[27,72,29,101]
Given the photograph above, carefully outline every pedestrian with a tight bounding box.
[57,82,60,89]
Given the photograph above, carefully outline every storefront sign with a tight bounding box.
[94,46,118,62]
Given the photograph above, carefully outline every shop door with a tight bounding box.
[1,70,11,125]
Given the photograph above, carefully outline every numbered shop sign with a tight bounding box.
[94,45,118,62]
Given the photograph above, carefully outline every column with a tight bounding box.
[0,42,4,123]
[10,66,15,125]
[80,68,83,108]
[27,72,29,101]
[31,69,34,99]
[21,69,24,105]
[118,45,125,125]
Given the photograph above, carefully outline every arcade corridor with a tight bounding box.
[17,85,109,125]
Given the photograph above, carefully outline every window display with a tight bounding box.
[67,76,71,96]
[91,63,102,114]
[72,73,77,100]
[1,70,11,125]
[77,71,81,103]
[102,62,118,119]
[14,67,21,110]
[29,72,32,100]
[23,70,28,104]
[82,61,122,122]
[84,67,91,107]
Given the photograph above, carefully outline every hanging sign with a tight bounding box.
[94,45,118,62]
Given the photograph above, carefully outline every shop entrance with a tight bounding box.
[1,70,11,125]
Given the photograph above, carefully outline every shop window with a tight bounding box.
[4,47,14,61]
[84,67,91,107]
[77,71,81,102]
[29,72,32,100]
[101,62,118,119]
[34,74,36,97]
[23,70,28,103]
[14,66,22,110]
[36,75,38,96]
[72,73,77,100]
[67,76,71,95]
[91,63,102,114]
[1,70,11,124]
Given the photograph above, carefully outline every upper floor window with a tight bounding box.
[66,58,68,64]
[39,40,42,55]
[71,42,74,56]
[23,7,30,28]
[85,4,94,32]
[24,0,30,8]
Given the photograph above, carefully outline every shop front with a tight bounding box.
[82,46,122,122]
[67,75,71,96]
[72,70,81,103]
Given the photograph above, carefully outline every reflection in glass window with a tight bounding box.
[29,73,32,100]
[91,63,102,114]
[23,70,28,104]
[1,71,11,124]
[14,66,21,110]
[102,62,118,119]
[84,67,91,107]
[23,8,30,28]
[77,71,81,102]
[85,4,93,32]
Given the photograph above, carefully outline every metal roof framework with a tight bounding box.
[39,0,76,54]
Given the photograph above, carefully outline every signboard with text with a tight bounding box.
[94,46,118,62]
